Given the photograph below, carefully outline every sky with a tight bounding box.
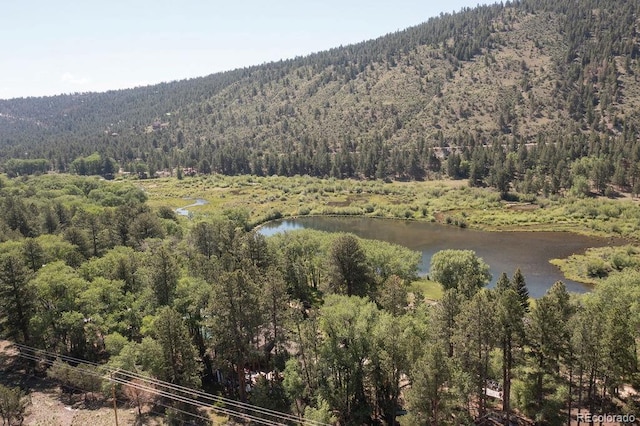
[0,1,492,99]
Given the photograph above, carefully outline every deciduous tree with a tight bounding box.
[429,249,491,299]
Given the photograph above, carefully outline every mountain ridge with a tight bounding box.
[1,0,639,193]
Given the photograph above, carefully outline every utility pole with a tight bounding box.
[111,372,119,426]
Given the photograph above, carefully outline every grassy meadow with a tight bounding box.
[133,174,640,294]
[137,174,640,240]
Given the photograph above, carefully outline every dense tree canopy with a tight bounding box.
[2,0,640,420]
[0,174,636,424]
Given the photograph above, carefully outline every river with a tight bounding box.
[258,216,621,298]
[175,198,208,217]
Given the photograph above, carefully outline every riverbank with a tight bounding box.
[139,175,640,293]
[138,175,640,241]
[258,216,620,297]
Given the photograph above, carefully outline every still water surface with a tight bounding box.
[259,216,620,298]
[175,198,208,217]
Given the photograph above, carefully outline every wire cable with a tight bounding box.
[2,353,213,425]
[13,343,299,421]
[14,349,280,425]
[13,342,327,425]
[15,350,285,426]
[9,342,330,426]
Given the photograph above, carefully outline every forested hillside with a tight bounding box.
[1,0,640,196]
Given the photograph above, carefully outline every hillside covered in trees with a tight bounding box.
[1,0,640,196]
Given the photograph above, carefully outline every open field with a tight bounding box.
[409,278,444,301]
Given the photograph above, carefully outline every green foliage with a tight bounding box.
[0,167,638,423]
[406,343,450,425]
[429,249,491,299]
[525,281,572,411]
[552,245,640,284]
[47,360,103,401]
[147,245,179,307]
[104,332,128,356]
[304,397,336,424]
[511,377,537,417]
[4,158,50,177]
[0,384,31,425]
[282,358,305,410]
[1,0,639,200]
[570,175,591,198]
[249,376,289,416]
[152,306,201,387]
[0,254,34,344]
[207,266,264,400]
[268,228,421,304]
[317,295,378,424]
[452,289,498,417]
[109,337,163,376]
[329,234,373,297]
[70,153,116,178]
[360,238,420,283]
[375,275,409,315]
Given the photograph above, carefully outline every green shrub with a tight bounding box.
[0,385,31,426]
[265,209,283,221]
[586,258,610,278]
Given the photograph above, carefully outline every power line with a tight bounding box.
[14,342,314,424]
[9,342,332,426]
[14,349,285,426]
[3,353,198,425]
[13,349,281,426]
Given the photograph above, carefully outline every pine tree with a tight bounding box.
[154,306,200,387]
[511,268,530,313]
[329,234,373,297]
[497,289,525,424]
[525,281,572,412]
[148,246,179,307]
[495,272,510,293]
[0,254,34,344]
[452,289,498,419]
[406,343,450,424]
[208,266,263,402]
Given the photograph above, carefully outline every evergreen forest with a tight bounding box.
[1,0,640,424]
[0,174,638,424]
[0,0,640,199]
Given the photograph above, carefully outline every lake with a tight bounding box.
[258,216,621,298]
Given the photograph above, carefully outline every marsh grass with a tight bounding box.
[138,175,640,241]
[550,245,640,285]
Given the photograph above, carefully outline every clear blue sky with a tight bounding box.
[1,1,492,99]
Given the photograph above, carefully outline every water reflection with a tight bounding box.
[259,216,621,298]
[175,198,208,217]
